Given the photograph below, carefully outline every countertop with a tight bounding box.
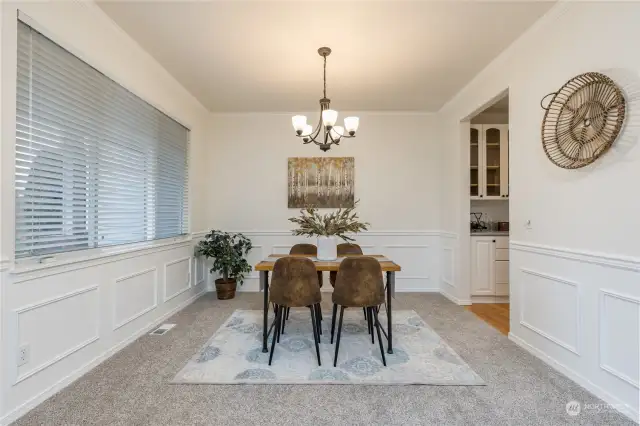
[470,231,510,237]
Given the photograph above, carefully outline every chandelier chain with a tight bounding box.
[323,55,327,99]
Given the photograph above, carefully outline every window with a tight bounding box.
[15,20,189,259]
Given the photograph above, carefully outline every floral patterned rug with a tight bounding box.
[172,309,484,385]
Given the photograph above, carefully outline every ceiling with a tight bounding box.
[98,1,553,113]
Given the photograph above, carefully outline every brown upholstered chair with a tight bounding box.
[330,257,386,367]
[329,243,363,287]
[269,256,322,366]
[290,244,324,288]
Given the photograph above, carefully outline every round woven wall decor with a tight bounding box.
[540,72,626,169]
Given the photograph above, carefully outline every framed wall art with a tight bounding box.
[288,157,354,208]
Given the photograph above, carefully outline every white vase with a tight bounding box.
[317,236,337,260]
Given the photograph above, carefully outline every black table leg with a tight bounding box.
[386,271,394,354]
[261,270,269,353]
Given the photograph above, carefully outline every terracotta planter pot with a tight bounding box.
[215,278,237,300]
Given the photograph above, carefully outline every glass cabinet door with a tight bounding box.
[484,127,501,197]
[470,126,479,196]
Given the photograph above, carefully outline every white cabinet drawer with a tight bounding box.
[495,237,509,249]
[495,248,509,261]
[495,260,509,284]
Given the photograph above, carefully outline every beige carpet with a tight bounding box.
[12,293,635,426]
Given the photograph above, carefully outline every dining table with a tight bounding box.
[254,253,401,354]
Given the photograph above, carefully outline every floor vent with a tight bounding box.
[150,323,176,336]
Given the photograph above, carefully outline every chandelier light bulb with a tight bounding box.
[344,117,359,135]
[301,124,313,137]
[292,115,307,134]
[322,109,338,128]
[330,125,344,141]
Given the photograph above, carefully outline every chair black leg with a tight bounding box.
[269,305,281,365]
[309,306,321,366]
[276,305,282,343]
[315,304,322,337]
[286,307,290,320]
[363,307,367,322]
[368,307,375,344]
[330,303,338,344]
[281,305,287,335]
[333,306,345,367]
[373,307,387,366]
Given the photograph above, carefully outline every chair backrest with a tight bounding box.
[289,244,317,255]
[332,257,384,307]
[337,243,363,256]
[270,257,321,307]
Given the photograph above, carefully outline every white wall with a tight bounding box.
[207,112,439,230]
[438,2,640,421]
[0,1,211,423]
[205,112,443,292]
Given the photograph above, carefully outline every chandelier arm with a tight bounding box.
[306,117,324,144]
[296,133,323,146]
[327,130,338,144]
[295,113,325,144]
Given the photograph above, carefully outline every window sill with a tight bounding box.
[11,236,193,276]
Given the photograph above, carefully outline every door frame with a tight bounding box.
[457,88,509,305]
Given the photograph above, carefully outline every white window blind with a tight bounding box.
[15,20,189,259]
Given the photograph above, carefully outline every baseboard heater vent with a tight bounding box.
[150,323,176,336]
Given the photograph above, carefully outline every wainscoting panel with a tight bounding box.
[2,240,205,425]
[225,231,441,292]
[195,257,206,285]
[599,290,640,388]
[442,247,454,286]
[164,257,191,302]
[509,241,640,422]
[271,244,293,255]
[113,268,158,331]
[519,268,580,355]
[14,286,100,384]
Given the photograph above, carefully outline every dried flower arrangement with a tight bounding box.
[288,201,369,242]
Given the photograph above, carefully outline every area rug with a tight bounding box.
[172,309,484,385]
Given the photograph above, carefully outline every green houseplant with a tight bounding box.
[288,201,369,260]
[195,230,252,300]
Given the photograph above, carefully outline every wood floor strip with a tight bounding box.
[464,303,510,335]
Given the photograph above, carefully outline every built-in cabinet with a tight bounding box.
[470,124,509,199]
[471,236,509,296]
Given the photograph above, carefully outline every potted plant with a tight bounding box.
[195,230,253,300]
[289,201,369,260]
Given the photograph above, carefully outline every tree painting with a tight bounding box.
[288,157,354,208]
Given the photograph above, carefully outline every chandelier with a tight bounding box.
[291,47,359,152]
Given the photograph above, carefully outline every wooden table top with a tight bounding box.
[254,254,401,272]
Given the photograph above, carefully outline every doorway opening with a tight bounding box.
[466,93,510,335]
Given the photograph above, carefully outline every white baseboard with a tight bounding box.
[440,289,472,306]
[508,332,639,424]
[0,287,207,426]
